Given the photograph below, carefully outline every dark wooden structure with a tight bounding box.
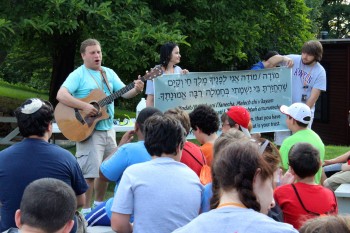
[313,39,350,145]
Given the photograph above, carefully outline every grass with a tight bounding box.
[0,80,49,101]
[324,145,350,160]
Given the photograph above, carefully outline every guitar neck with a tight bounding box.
[98,76,146,107]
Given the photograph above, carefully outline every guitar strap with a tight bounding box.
[100,69,113,94]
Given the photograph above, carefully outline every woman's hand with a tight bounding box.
[181,69,189,74]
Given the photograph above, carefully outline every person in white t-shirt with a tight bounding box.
[275,40,327,145]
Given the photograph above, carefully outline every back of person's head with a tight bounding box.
[256,138,281,173]
[189,104,219,135]
[210,140,274,212]
[213,128,246,156]
[302,40,323,62]
[288,143,320,179]
[136,107,162,134]
[299,215,350,233]
[263,51,279,61]
[160,42,178,67]
[80,38,101,54]
[144,114,185,157]
[14,98,54,137]
[17,178,76,233]
[164,108,191,135]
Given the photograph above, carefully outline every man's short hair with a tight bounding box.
[144,115,185,157]
[164,108,191,135]
[14,98,54,137]
[263,51,279,61]
[80,38,101,54]
[19,178,76,232]
[288,143,320,179]
[302,40,323,62]
[136,107,162,134]
[189,104,219,135]
[220,112,236,128]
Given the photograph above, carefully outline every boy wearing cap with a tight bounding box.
[221,106,252,138]
[279,102,325,184]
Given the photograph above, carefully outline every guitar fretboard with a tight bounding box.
[98,76,146,107]
[97,65,162,107]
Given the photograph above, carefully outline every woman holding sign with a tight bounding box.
[146,42,189,107]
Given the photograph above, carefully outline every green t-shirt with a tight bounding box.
[280,129,325,184]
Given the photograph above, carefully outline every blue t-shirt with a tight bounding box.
[0,138,88,232]
[250,61,265,70]
[100,141,151,218]
[201,182,213,213]
[62,65,125,130]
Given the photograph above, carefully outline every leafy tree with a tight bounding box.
[0,0,314,107]
[147,0,313,71]
[0,0,186,105]
[305,0,325,36]
[321,0,350,38]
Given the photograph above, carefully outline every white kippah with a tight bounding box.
[21,98,44,114]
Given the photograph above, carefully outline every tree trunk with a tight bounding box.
[49,33,79,107]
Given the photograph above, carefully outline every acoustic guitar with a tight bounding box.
[54,66,163,142]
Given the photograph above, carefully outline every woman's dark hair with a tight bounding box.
[160,42,178,67]
[210,140,274,211]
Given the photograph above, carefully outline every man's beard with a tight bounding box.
[302,59,315,66]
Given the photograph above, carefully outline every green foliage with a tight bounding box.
[0,41,52,89]
[321,0,350,38]
[0,0,315,108]
[304,0,325,37]
[0,18,14,39]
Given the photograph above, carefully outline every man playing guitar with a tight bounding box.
[56,38,144,216]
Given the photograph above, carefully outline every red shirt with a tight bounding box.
[180,141,206,177]
[274,182,338,229]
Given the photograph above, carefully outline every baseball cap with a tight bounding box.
[226,106,251,138]
[279,103,311,124]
